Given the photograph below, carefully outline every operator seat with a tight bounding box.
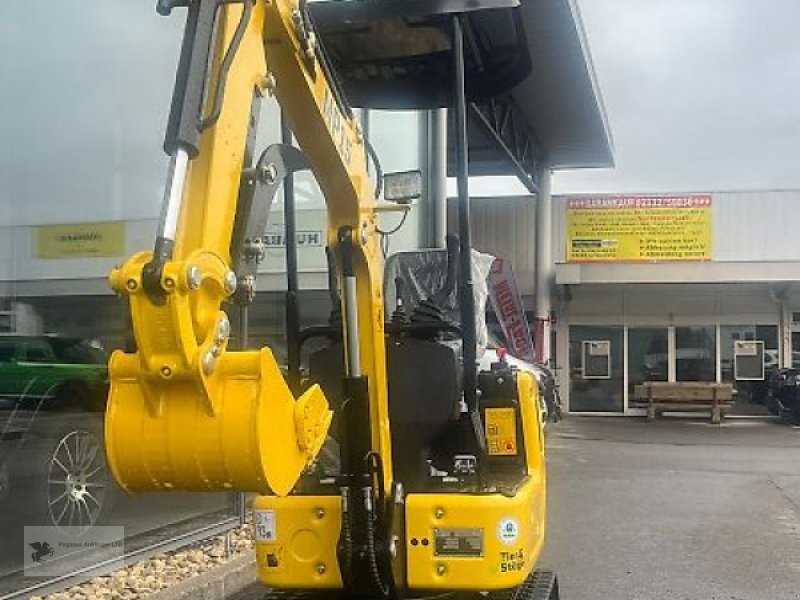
[385,337,462,486]
[308,244,465,489]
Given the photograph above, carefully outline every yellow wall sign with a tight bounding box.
[566,195,712,262]
[36,222,125,259]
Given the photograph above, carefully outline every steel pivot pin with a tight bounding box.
[187,265,201,289]
[224,271,238,295]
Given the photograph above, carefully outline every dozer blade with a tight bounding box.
[105,347,332,497]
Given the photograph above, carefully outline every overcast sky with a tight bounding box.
[4,0,800,223]
[460,0,800,197]
[0,2,416,226]
[554,0,800,194]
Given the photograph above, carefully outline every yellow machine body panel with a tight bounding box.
[252,494,343,588]
[406,370,546,590]
[404,477,545,590]
[254,372,546,592]
[517,370,547,476]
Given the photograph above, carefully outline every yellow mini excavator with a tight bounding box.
[104,0,555,598]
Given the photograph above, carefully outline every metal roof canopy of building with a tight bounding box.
[452,0,614,183]
[310,0,613,189]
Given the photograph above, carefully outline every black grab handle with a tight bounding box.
[431,234,460,306]
[156,0,191,16]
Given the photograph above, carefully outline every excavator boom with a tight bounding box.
[105,0,389,496]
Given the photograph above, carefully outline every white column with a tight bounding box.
[768,285,792,368]
[429,108,448,248]
[622,326,629,412]
[534,168,553,364]
[781,302,792,368]
[667,327,676,382]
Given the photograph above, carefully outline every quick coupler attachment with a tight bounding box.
[106,250,332,496]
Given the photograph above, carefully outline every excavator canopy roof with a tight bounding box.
[310,0,613,172]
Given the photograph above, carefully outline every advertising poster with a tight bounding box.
[566,195,712,262]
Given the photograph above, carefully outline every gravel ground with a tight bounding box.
[30,525,255,600]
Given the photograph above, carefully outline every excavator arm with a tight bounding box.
[105,0,390,497]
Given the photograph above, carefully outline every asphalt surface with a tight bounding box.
[541,416,800,600]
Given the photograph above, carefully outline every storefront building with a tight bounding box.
[465,191,800,415]
[552,191,800,414]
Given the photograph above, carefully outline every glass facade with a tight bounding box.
[0,3,237,595]
[567,324,781,414]
[675,326,716,383]
[793,331,800,369]
[0,3,184,225]
[0,2,425,597]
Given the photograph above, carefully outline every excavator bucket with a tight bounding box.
[106,348,331,496]
[105,251,332,497]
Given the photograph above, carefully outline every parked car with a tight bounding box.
[0,334,113,534]
[764,367,800,423]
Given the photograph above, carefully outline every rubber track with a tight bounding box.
[510,570,559,600]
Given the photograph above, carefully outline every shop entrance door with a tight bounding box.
[627,328,669,402]
[721,325,778,415]
[675,326,717,382]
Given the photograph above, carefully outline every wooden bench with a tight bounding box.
[632,382,734,424]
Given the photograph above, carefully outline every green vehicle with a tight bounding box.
[0,334,114,534]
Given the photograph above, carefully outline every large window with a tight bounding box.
[568,326,624,412]
[0,3,236,596]
[793,331,800,369]
[569,324,785,413]
[0,3,183,225]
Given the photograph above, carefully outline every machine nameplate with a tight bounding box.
[433,528,483,557]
